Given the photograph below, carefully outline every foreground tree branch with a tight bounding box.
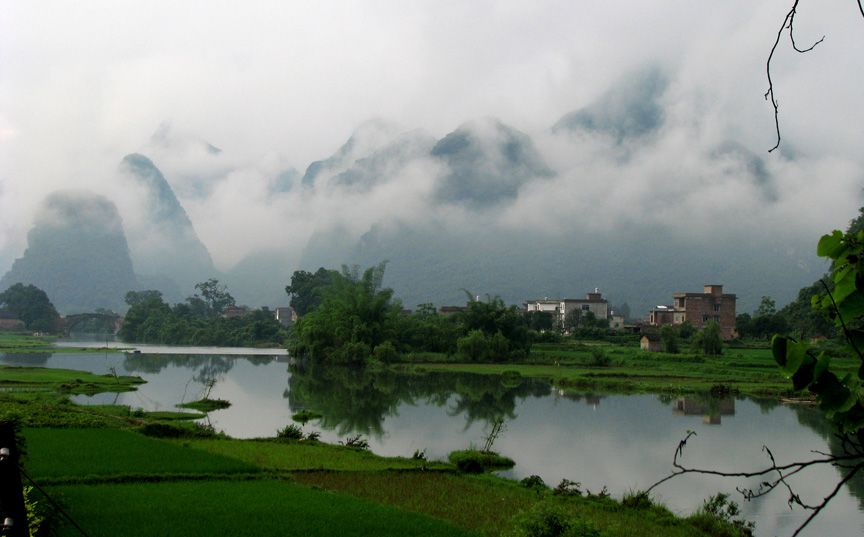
[766,1,864,152]
[648,431,864,537]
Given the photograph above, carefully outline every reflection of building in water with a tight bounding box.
[557,390,604,409]
[673,397,735,425]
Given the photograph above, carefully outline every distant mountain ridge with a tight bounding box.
[119,153,217,294]
[0,191,138,313]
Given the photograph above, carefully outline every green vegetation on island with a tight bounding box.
[119,280,287,347]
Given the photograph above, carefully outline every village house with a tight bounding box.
[525,290,610,328]
[0,310,24,331]
[647,284,737,340]
[640,331,663,352]
[222,305,248,318]
[274,307,296,327]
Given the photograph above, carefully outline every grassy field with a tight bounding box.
[295,471,731,537]
[181,437,447,472]
[48,479,478,537]
[23,428,258,482]
[403,341,859,397]
[23,427,731,537]
[0,331,125,354]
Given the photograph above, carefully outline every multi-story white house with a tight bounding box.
[525,290,609,327]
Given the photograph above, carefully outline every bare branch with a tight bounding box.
[649,432,864,536]
[791,463,864,537]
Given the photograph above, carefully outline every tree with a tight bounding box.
[691,321,722,355]
[189,278,235,318]
[285,268,335,316]
[660,325,679,354]
[0,283,60,332]
[290,263,402,364]
[755,296,776,317]
[459,293,531,359]
[118,291,170,342]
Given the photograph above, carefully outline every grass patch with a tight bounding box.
[177,437,445,472]
[0,365,144,394]
[291,409,323,423]
[406,341,862,397]
[177,398,231,411]
[293,472,720,537]
[139,410,206,421]
[47,479,477,537]
[449,449,515,473]
[22,428,257,481]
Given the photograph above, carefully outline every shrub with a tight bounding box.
[553,479,582,497]
[621,490,654,510]
[457,329,490,361]
[520,475,547,491]
[138,423,184,438]
[448,449,515,473]
[276,423,304,440]
[509,503,605,537]
[373,341,399,363]
[340,434,369,450]
[588,348,611,367]
[687,493,755,537]
[138,422,217,439]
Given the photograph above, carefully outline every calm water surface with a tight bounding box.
[3,342,862,537]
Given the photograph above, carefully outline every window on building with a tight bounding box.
[677,298,684,308]
[581,304,590,311]
[713,303,720,312]
[702,314,709,322]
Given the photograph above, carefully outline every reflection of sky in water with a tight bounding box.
[2,349,862,537]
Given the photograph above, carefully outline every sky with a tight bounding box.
[1,0,863,308]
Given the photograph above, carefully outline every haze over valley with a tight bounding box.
[2,1,862,315]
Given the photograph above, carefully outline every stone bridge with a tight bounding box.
[61,313,123,337]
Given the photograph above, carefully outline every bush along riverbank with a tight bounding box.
[0,362,752,537]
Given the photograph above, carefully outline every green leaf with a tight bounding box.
[812,371,857,413]
[836,293,864,323]
[771,336,788,367]
[791,357,817,391]
[779,339,808,376]
[813,352,831,381]
[818,230,846,259]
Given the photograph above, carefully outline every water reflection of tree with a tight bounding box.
[284,364,550,437]
[122,353,237,379]
[0,352,51,366]
[790,403,864,511]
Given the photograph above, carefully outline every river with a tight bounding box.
[2,342,862,537]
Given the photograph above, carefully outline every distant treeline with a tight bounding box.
[118,280,286,347]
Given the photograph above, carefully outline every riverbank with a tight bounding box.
[400,341,856,398]
[1,361,744,536]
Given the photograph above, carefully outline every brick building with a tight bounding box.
[648,284,737,340]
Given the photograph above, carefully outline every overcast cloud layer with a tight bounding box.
[1,1,863,312]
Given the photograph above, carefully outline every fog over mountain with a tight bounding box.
[2,1,863,316]
[0,191,137,313]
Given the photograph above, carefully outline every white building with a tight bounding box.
[525,290,609,327]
